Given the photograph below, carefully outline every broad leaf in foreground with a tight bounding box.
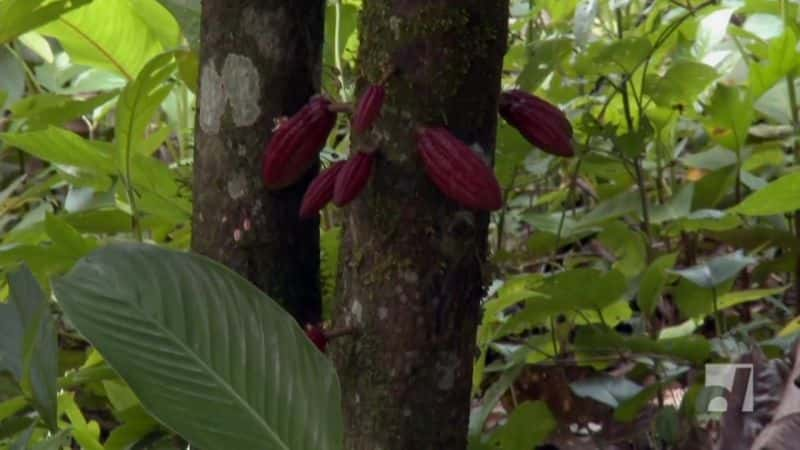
[53,243,343,450]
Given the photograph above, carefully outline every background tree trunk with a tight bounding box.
[330,2,509,449]
[192,1,325,325]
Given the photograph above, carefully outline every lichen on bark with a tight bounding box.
[193,0,326,325]
[330,1,509,449]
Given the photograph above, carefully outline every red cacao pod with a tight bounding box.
[304,324,328,353]
[417,127,503,211]
[352,84,385,134]
[333,151,375,206]
[499,89,574,157]
[299,161,345,219]
[262,96,337,189]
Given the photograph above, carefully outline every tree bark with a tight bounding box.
[330,2,509,449]
[193,1,325,325]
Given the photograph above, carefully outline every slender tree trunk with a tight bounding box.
[192,1,325,325]
[330,2,509,449]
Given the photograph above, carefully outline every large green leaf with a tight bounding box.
[0,126,114,174]
[578,36,651,75]
[692,8,735,59]
[488,401,555,449]
[468,365,523,437]
[577,190,641,227]
[537,268,627,311]
[706,85,754,150]
[574,325,711,364]
[37,0,180,79]
[9,91,119,130]
[732,171,800,216]
[159,0,201,48]
[647,61,718,107]
[3,266,58,430]
[53,243,343,450]
[0,46,25,110]
[638,252,678,317]
[1,127,189,221]
[0,0,91,44]
[115,52,176,211]
[671,250,756,289]
[570,375,641,408]
[750,28,800,99]
[518,38,573,91]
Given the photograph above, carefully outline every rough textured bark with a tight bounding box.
[330,2,509,449]
[192,1,325,325]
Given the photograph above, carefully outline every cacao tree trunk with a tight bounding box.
[330,2,509,449]
[192,1,325,325]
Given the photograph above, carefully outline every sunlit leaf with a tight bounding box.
[693,8,735,59]
[706,85,754,150]
[750,28,799,98]
[0,0,91,44]
[38,0,180,79]
[648,61,718,106]
[733,171,800,216]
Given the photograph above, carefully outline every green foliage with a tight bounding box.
[2,266,57,430]
[54,244,343,450]
[1,0,800,447]
[36,0,180,79]
[476,0,800,446]
[487,401,555,449]
[0,0,91,45]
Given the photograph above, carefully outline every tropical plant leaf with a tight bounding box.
[37,0,180,79]
[2,266,58,430]
[115,52,176,208]
[732,171,800,216]
[53,243,343,450]
[0,0,91,45]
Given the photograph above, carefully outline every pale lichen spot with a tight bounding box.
[435,353,459,390]
[403,271,419,284]
[251,199,264,216]
[199,62,225,134]
[242,6,288,63]
[222,54,261,127]
[351,301,363,324]
[389,16,402,40]
[227,172,248,200]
